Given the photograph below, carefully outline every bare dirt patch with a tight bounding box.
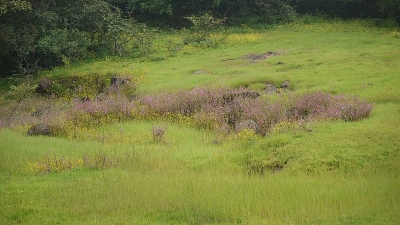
[241,51,280,62]
[223,51,280,64]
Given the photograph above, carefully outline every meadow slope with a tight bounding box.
[1,19,400,224]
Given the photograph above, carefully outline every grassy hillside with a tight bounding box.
[1,19,400,224]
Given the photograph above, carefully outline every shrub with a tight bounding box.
[28,153,83,174]
[253,0,297,24]
[152,126,166,143]
[136,88,372,135]
[234,129,259,147]
[6,76,36,126]
[287,91,373,122]
[45,74,113,99]
[184,13,226,47]
[37,29,91,67]
[28,151,121,174]
[64,94,136,132]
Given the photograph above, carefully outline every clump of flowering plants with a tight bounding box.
[135,88,373,135]
[65,94,136,130]
[152,126,166,143]
[286,91,373,122]
[1,84,372,139]
[28,153,83,174]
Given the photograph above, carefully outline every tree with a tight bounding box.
[0,0,129,77]
[0,0,31,15]
[253,0,296,23]
[289,0,380,19]
[378,0,400,23]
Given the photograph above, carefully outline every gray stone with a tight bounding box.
[241,52,279,62]
[238,91,260,99]
[27,123,52,136]
[222,91,260,104]
[265,84,277,94]
[280,80,291,89]
[35,78,53,95]
[192,70,206,75]
[236,119,262,135]
[105,76,133,94]
[110,76,132,87]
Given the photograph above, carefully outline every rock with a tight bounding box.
[265,84,277,94]
[27,123,52,136]
[110,76,132,87]
[238,91,260,99]
[35,78,53,95]
[105,76,133,94]
[286,107,309,119]
[236,119,262,135]
[222,91,260,104]
[192,70,206,75]
[78,96,91,102]
[241,52,279,62]
[280,80,291,89]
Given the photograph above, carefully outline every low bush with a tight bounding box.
[28,153,83,174]
[136,88,373,135]
[152,126,166,143]
[28,151,123,174]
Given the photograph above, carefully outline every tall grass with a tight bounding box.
[1,169,399,224]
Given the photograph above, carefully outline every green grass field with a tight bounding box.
[1,19,400,224]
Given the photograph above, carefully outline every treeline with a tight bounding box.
[1,0,399,78]
[109,0,399,26]
[1,0,134,77]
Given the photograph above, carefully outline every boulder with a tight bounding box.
[105,76,133,94]
[35,78,53,95]
[222,91,260,104]
[280,80,291,89]
[110,76,132,87]
[236,119,262,135]
[238,91,260,99]
[265,84,277,94]
[27,123,52,136]
[192,70,206,75]
[286,107,309,119]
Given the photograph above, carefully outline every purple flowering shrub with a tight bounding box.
[152,126,166,142]
[1,87,372,137]
[136,88,373,135]
[0,96,64,129]
[65,95,136,129]
[287,92,373,122]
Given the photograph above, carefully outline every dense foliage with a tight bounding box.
[106,0,297,26]
[0,0,399,78]
[0,0,133,77]
[106,0,400,25]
